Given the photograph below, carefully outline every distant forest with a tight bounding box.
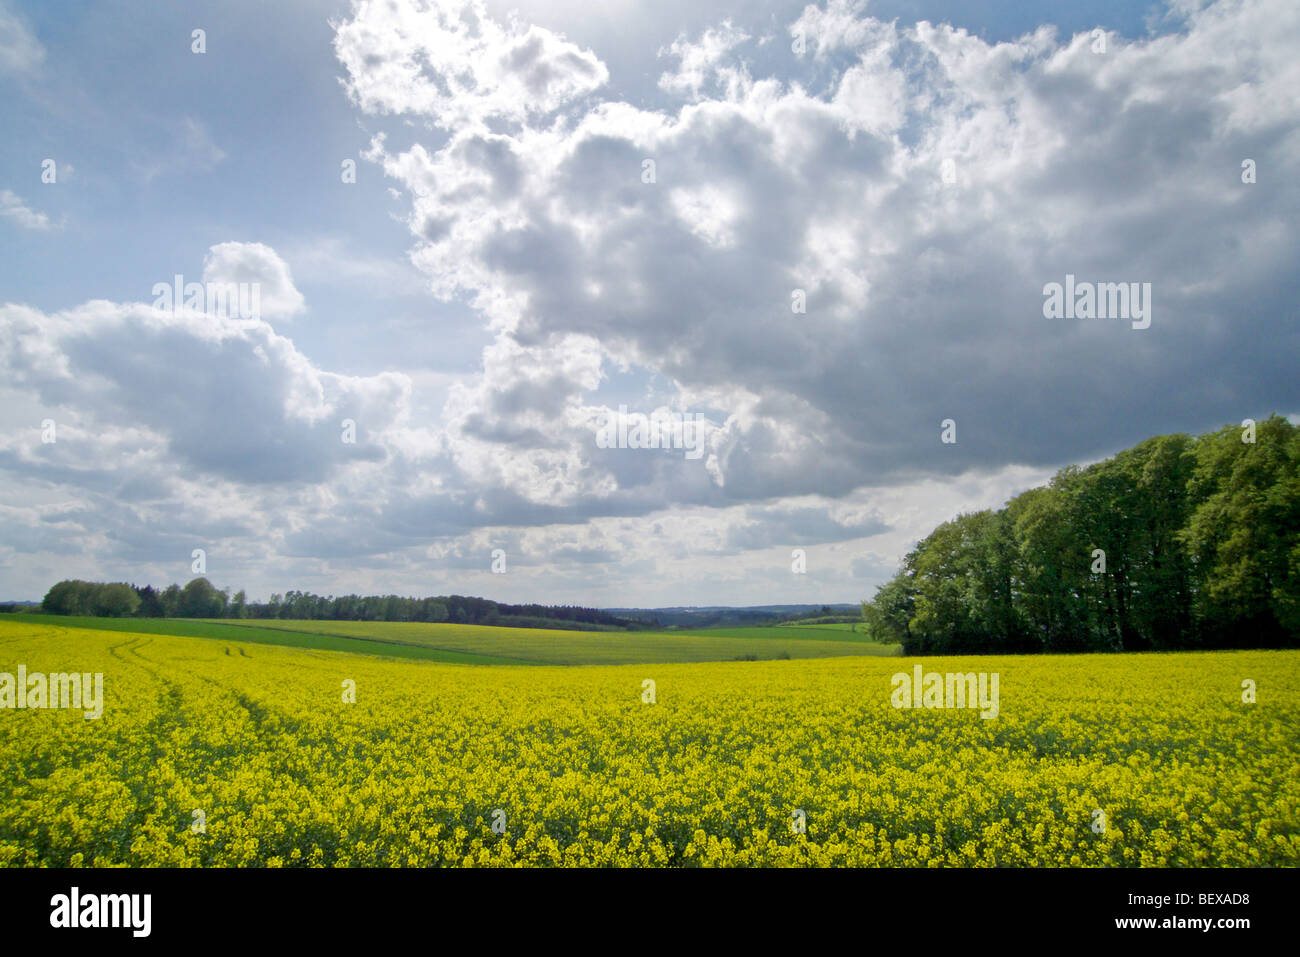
[862,416,1300,654]
[35,580,642,631]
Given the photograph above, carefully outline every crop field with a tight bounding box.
[0,614,531,665]
[682,624,875,643]
[204,617,895,664]
[2,619,1297,867]
[2,613,892,665]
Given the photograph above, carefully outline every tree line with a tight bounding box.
[862,416,1300,654]
[38,579,636,629]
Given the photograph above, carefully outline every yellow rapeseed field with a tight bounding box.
[1,620,1296,867]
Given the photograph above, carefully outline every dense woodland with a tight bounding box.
[37,580,636,630]
[862,416,1300,654]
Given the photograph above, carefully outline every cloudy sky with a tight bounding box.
[1,0,1296,606]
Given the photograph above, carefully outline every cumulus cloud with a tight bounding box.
[202,242,307,321]
[790,0,889,60]
[1,251,397,486]
[346,0,1300,515]
[0,189,54,230]
[333,0,608,127]
[659,20,751,101]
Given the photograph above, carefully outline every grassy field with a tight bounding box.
[2,618,1296,867]
[791,622,866,632]
[680,624,876,643]
[202,617,897,664]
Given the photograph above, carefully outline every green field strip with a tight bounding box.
[0,614,534,665]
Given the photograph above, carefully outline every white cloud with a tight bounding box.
[202,242,307,321]
[0,189,54,230]
[1,255,396,486]
[669,184,742,248]
[790,0,885,59]
[658,20,750,101]
[333,0,608,127]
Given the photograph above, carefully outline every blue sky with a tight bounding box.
[1,0,1296,605]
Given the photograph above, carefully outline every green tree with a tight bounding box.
[862,575,915,648]
[863,417,1299,654]
[90,582,140,617]
[42,580,93,616]
[1008,485,1088,651]
[1181,416,1300,647]
[160,583,182,617]
[178,578,226,618]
